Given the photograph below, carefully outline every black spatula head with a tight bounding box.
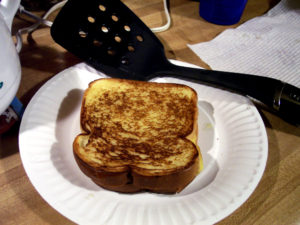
[51,0,168,80]
[51,0,300,125]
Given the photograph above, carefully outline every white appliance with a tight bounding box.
[0,0,21,114]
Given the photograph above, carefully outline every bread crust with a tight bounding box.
[74,146,199,193]
[73,78,202,193]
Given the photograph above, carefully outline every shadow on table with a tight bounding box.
[257,104,300,137]
[0,122,20,158]
[18,42,82,110]
[19,43,81,75]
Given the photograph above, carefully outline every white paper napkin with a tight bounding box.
[188,0,300,88]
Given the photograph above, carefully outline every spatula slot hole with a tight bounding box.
[121,57,129,65]
[136,35,143,42]
[124,25,131,32]
[93,39,102,47]
[107,49,116,56]
[114,36,122,43]
[87,16,95,23]
[99,4,106,12]
[79,30,87,38]
[128,45,135,52]
[112,15,119,22]
[101,26,109,33]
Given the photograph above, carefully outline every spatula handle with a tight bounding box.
[157,62,300,125]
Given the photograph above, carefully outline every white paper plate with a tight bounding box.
[19,61,268,225]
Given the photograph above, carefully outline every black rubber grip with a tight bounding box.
[275,83,300,125]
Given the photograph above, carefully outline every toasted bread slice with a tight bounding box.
[73,78,203,193]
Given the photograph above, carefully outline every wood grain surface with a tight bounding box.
[1,0,299,224]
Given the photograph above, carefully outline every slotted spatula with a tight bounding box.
[50,0,300,125]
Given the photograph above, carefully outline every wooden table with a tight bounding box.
[1,0,299,224]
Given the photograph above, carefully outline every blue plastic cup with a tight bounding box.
[199,0,248,25]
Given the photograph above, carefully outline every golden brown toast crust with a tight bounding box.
[73,78,202,193]
[74,150,199,193]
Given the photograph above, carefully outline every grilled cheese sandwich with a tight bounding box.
[73,78,203,193]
